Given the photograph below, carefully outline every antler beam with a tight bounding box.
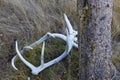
[11,14,78,75]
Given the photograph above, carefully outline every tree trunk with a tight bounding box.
[78,0,113,80]
[85,0,113,79]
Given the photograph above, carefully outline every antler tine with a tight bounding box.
[11,45,33,70]
[41,42,45,66]
[66,28,69,36]
[15,41,36,70]
[11,55,18,70]
[64,14,73,34]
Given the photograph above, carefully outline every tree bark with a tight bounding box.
[78,0,113,80]
[85,0,113,80]
[77,0,88,80]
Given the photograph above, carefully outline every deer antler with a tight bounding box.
[64,14,78,36]
[11,33,78,70]
[11,14,78,75]
[14,32,72,75]
[41,41,45,66]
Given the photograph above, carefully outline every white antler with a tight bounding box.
[11,32,78,70]
[64,14,78,36]
[14,33,72,75]
[11,13,78,75]
[15,41,36,71]
[41,42,45,66]
[64,14,73,34]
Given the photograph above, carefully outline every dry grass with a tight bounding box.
[0,0,77,53]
